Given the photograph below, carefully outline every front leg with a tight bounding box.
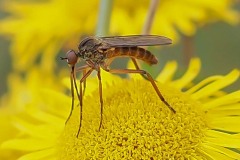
[65,65,90,125]
[76,68,94,137]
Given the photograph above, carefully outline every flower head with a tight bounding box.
[59,79,207,159]
[1,58,240,159]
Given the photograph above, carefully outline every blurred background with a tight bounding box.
[0,0,239,105]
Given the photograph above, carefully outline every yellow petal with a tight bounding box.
[203,91,240,110]
[40,89,70,118]
[208,116,240,133]
[26,108,64,126]
[200,146,235,160]
[203,143,240,159]
[186,76,222,94]
[211,104,240,111]
[171,58,201,89]
[191,69,239,100]
[18,148,56,160]
[13,117,58,139]
[208,108,240,117]
[1,139,54,151]
[156,61,177,83]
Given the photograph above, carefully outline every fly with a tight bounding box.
[61,35,176,137]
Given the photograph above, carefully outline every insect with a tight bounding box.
[61,35,176,137]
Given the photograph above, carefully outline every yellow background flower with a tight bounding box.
[0,0,238,71]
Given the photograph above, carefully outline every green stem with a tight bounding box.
[142,0,160,35]
[96,0,114,36]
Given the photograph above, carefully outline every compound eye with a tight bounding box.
[66,50,78,66]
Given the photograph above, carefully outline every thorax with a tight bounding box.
[80,49,105,64]
[77,37,106,64]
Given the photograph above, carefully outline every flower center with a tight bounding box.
[58,79,207,159]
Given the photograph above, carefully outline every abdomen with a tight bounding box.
[105,47,158,65]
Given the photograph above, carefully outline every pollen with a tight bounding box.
[58,79,207,159]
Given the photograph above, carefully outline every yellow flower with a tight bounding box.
[1,67,65,111]
[1,58,240,159]
[0,67,66,159]
[0,0,99,72]
[0,0,238,71]
[111,0,239,39]
[0,107,21,160]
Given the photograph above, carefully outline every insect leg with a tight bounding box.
[65,66,77,124]
[104,57,148,80]
[65,65,89,132]
[74,65,91,100]
[105,68,176,113]
[76,68,94,137]
[66,65,86,124]
[76,79,83,138]
[82,69,87,96]
[97,68,104,131]
[130,58,149,80]
[131,58,140,70]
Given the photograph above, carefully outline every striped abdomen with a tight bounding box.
[105,47,158,65]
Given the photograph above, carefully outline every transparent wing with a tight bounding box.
[99,35,172,49]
